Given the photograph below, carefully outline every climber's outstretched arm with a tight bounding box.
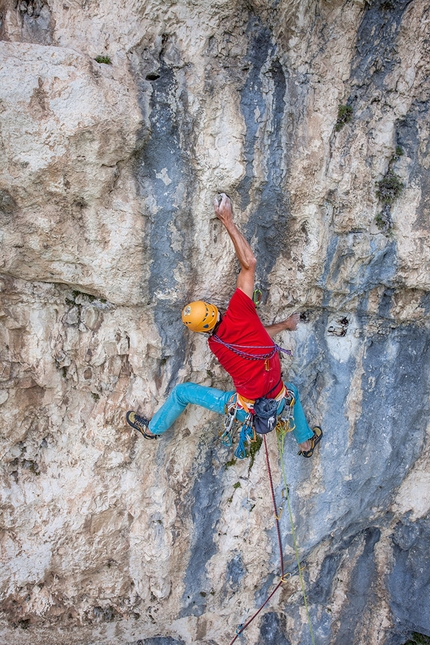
[213,193,256,299]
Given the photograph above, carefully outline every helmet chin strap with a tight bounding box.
[210,315,222,335]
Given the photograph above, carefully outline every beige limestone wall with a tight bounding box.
[0,1,429,644]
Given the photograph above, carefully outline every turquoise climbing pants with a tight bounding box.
[148,382,314,445]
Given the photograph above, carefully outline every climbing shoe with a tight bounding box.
[298,426,323,458]
[126,411,158,440]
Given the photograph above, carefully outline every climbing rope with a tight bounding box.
[212,335,292,361]
[228,435,287,645]
[227,428,315,645]
[276,424,316,645]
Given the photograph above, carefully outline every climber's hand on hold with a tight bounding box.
[213,192,234,229]
[213,192,256,299]
[285,313,300,331]
[264,314,300,338]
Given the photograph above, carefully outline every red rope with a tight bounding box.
[212,335,292,360]
[228,436,285,645]
[264,435,285,578]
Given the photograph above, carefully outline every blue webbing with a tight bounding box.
[235,419,254,459]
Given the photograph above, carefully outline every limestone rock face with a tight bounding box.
[0,40,143,305]
[0,1,429,645]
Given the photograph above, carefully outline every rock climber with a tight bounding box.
[126,193,322,458]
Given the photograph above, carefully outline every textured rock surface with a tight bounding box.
[0,1,429,644]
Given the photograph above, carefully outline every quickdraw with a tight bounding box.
[276,388,296,434]
[235,414,255,460]
[219,397,237,447]
[252,286,263,308]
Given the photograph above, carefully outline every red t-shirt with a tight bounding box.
[208,289,283,400]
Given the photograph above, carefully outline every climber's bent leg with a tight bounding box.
[149,383,234,435]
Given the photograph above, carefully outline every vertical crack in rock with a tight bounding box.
[180,440,223,617]
[257,611,291,645]
[388,517,430,641]
[397,109,430,231]
[421,291,430,314]
[10,0,55,45]
[238,13,290,291]
[354,324,429,507]
[350,0,413,108]
[134,44,196,389]
[224,551,245,593]
[333,527,381,645]
[378,287,396,319]
[238,14,272,210]
[308,550,345,605]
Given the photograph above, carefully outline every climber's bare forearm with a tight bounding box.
[214,193,256,298]
[264,314,300,338]
[224,222,256,271]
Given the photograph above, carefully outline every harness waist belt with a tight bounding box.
[236,384,286,413]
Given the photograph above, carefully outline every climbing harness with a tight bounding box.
[227,411,316,645]
[212,335,292,361]
[221,387,295,459]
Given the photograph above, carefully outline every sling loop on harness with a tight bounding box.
[235,414,255,460]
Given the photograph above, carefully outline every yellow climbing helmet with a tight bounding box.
[182,301,219,333]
